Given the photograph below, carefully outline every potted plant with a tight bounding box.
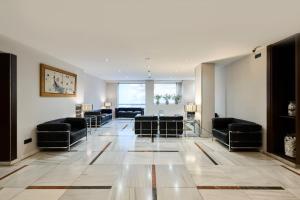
[154,95,162,105]
[173,95,182,104]
[163,94,172,105]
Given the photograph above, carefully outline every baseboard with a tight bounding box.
[263,151,299,168]
[0,149,39,166]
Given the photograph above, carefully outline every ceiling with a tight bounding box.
[1,0,300,80]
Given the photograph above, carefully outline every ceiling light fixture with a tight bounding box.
[145,57,152,79]
[147,70,152,79]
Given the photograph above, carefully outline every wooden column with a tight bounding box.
[0,53,17,162]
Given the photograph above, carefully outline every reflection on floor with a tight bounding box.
[1,119,300,200]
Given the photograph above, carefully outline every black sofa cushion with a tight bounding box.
[159,116,183,137]
[135,116,158,136]
[115,107,144,118]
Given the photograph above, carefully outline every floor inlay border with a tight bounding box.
[26,186,112,189]
[0,165,28,180]
[281,165,300,176]
[196,186,284,190]
[128,150,179,152]
[152,164,157,200]
[89,142,112,165]
[122,124,128,130]
[194,142,218,165]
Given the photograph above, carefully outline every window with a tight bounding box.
[154,83,180,104]
[118,83,145,107]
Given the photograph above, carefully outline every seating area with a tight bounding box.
[212,118,262,151]
[2,2,300,199]
[36,118,87,151]
[84,109,112,127]
[115,107,144,118]
[134,115,184,137]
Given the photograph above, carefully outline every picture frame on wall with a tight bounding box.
[40,64,77,97]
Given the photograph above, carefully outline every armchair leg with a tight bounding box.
[86,128,88,141]
[68,131,71,152]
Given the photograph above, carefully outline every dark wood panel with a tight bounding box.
[0,53,17,162]
[296,34,300,164]
[267,34,300,165]
[10,55,17,161]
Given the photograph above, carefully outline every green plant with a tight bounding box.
[163,94,172,105]
[154,95,162,105]
[173,95,182,104]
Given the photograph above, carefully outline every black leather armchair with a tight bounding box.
[212,118,262,151]
[115,108,144,118]
[37,117,87,151]
[134,116,158,136]
[159,116,183,137]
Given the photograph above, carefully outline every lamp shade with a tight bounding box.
[104,102,112,107]
[184,104,197,112]
[82,104,93,112]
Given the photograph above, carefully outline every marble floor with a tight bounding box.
[1,119,300,200]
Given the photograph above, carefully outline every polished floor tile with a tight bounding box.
[154,152,184,165]
[157,187,203,200]
[117,165,152,187]
[11,189,65,200]
[1,119,299,200]
[0,188,24,200]
[156,165,195,187]
[123,152,153,165]
[72,165,121,186]
[199,190,251,200]
[58,189,110,200]
[244,190,299,200]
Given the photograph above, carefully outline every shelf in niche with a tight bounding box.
[280,115,296,119]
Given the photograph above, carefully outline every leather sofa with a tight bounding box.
[212,118,262,151]
[115,107,144,118]
[134,116,158,136]
[84,109,112,127]
[36,118,87,151]
[159,116,183,137]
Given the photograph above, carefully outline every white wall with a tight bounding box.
[201,63,215,135]
[194,65,202,121]
[0,34,106,161]
[106,80,195,116]
[225,49,267,150]
[84,74,106,109]
[214,65,226,117]
[182,80,195,103]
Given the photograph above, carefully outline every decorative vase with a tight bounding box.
[284,135,296,158]
[288,101,296,117]
[156,100,160,105]
[165,99,169,105]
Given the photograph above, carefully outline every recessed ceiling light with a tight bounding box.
[118,69,121,73]
[105,58,109,62]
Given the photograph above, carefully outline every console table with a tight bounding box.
[84,115,98,134]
